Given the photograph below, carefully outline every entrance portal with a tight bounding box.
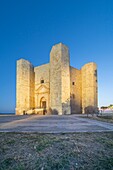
[42,101,46,108]
[40,97,47,115]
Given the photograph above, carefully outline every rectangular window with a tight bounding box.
[72,82,75,85]
[41,80,44,83]
[94,70,97,77]
[72,94,75,99]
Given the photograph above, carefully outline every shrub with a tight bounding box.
[84,105,99,117]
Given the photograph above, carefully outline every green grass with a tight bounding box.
[82,114,113,123]
[0,132,113,170]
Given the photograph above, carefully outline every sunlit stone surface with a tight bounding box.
[15,43,98,115]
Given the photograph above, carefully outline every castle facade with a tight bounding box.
[16,43,98,115]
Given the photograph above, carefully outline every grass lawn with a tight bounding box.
[81,113,113,123]
[0,132,113,170]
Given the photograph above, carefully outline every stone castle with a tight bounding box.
[16,43,98,115]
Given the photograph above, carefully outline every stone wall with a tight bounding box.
[70,67,82,113]
[81,62,98,113]
[16,59,35,115]
[15,43,98,115]
[34,64,50,109]
[50,43,71,115]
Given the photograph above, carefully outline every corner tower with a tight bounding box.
[81,62,98,113]
[50,43,71,115]
[16,59,35,115]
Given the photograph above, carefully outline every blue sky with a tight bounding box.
[0,0,113,113]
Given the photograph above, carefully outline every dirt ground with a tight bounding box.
[0,132,113,170]
[1,115,113,133]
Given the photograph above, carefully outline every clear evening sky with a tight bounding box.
[0,0,113,113]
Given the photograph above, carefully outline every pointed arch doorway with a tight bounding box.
[40,97,47,115]
[40,97,46,108]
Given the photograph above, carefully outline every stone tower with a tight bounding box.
[50,43,71,115]
[81,62,98,113]
[15,43,98,115]
[16,59,35,115]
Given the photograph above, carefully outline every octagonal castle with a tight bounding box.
[16,43,98,115]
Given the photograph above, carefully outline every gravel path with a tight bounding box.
[0,114,113,133]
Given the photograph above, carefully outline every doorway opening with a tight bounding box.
[42,101,46,108]
[40,97,47,115]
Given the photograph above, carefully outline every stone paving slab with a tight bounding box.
[0,115,113,133]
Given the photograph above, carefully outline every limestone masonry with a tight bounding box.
[16,43,98,115]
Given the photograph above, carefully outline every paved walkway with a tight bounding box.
[0,115,113,133]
